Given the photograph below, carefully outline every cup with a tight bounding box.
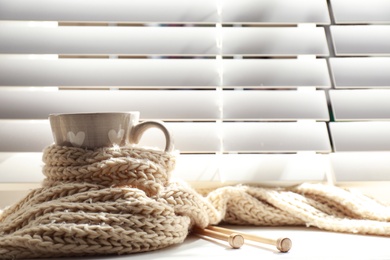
[49,112,173,152]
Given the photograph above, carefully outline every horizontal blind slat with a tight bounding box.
[330,58,390,88]
[331,26,390,56]
[0,59,219,87]
[330,122,390,151]
[224,59,330,88]
[0,0,330,24]
[330,0,390,24]
[0,121,331,153]
[0,153,43,183]
[330,89,390,121]
[0,120,52,152]
[220,154,328,182]
[223,122,331,153]
[330,152,390,181]
[0,25,218,56]
[223,90,329,121]
[222,0,330,24]
[0,89,220,120]
[0,89,331,121]
[0,58,331,88]
[0,25,329,56]
[0,0,219,23]
[222,27,329,56]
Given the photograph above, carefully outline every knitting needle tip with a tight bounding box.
[276,237,292,253]
[228,233,245,249]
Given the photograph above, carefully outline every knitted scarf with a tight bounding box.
[0,145,389,259]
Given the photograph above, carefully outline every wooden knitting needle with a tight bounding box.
[207,226,292,253]
[193,226,245,249]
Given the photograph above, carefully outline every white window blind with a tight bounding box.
[1,0,390,197]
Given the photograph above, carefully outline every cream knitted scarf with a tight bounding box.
[0,145,389,259]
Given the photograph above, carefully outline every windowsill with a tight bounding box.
[39,226,389,260]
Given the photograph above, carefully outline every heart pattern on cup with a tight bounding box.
[108,129,125,145]
[67,131,86,147]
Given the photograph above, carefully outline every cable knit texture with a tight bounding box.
[0,145,389,259]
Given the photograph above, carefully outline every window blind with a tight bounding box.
[0,0,390,198]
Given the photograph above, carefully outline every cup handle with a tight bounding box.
[129,121,174,152]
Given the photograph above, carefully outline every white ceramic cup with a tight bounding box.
[49,112,173,152]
